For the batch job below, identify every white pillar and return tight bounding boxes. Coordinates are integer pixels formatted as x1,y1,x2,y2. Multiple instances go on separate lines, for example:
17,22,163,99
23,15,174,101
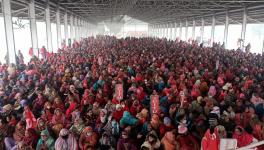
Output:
174,22,177,40
185,20,188,41
241,7,247,49
211,14,216,46
166,24,169,39
45,1,52,52
80,19,83,38
160,25,163,38
56,9,61,49
192,20,195,40
29,0,38,56
75,17,79,41
156,25,160,38
158,25,160,38
2,0,16,64
201,17,205,43
64,10,68,46
169,23,173,40
179,21,182,40
224,10,229,47
70,14,74,41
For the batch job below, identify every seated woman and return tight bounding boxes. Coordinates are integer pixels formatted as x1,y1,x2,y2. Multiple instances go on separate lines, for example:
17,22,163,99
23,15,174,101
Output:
4,126,15,150
70,118,85,138
55,128,78,150
161,130,179,150
79,126,97,150
13,121,26,143
141,130,161,150
51,108,67,137
36,129,55,150
232,126,257,148
36,118,47,134
23,128,39,149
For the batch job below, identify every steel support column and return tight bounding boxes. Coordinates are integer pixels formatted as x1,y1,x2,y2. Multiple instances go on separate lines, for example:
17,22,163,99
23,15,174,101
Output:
159,25,162,38
170,23,173,40
241,7,247,50
224,10,229,48
158,25,161,38
192,20,195,40
2,0,16,64
56,9,61,49
157,25,160,38
166,24,169,39
45,1,52,52
29,0,38,56
70,14,74,40
211,14,216,46
80,20,83,38
161,25,163,38
153,25,155,37
64,10,68,46
174,22,177,40
179,21,182,40
156,25,158,37
201,17,205,43
75,17,79,41
185,20,188,41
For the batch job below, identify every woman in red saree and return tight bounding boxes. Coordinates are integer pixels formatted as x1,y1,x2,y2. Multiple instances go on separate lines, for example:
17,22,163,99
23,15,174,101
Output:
51,108,67,137
23,106,37,129
232,126,255,148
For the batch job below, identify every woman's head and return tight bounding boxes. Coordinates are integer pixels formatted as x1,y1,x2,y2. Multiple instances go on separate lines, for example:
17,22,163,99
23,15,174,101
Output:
54,108,62,116
25,128,36,138
40,130,49,141
235,126,244,136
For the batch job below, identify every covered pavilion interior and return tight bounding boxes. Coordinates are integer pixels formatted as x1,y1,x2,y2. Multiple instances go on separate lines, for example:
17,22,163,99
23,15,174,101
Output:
1,0,264,63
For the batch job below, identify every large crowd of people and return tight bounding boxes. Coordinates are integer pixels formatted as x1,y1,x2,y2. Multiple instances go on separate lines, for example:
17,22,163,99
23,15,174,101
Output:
0,36,264,150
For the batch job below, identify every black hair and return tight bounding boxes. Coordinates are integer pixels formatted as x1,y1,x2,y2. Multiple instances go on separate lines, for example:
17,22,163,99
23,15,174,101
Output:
210,125,215,134
61,134,69,140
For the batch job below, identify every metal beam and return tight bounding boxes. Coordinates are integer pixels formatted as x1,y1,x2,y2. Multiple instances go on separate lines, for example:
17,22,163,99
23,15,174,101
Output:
224,10,229,48
2,0,16,64
29,0,38,56
45,1,52,52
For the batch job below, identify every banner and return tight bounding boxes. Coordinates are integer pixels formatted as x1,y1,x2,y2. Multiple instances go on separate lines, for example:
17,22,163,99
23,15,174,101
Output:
115,84,123,101
220,139,237,150
150,95,160,114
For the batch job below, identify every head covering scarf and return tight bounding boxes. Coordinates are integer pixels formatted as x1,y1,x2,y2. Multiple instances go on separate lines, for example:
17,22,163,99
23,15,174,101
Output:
36,129,55,150
208,86,216,97
119,111,138,127
55,128,78,150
